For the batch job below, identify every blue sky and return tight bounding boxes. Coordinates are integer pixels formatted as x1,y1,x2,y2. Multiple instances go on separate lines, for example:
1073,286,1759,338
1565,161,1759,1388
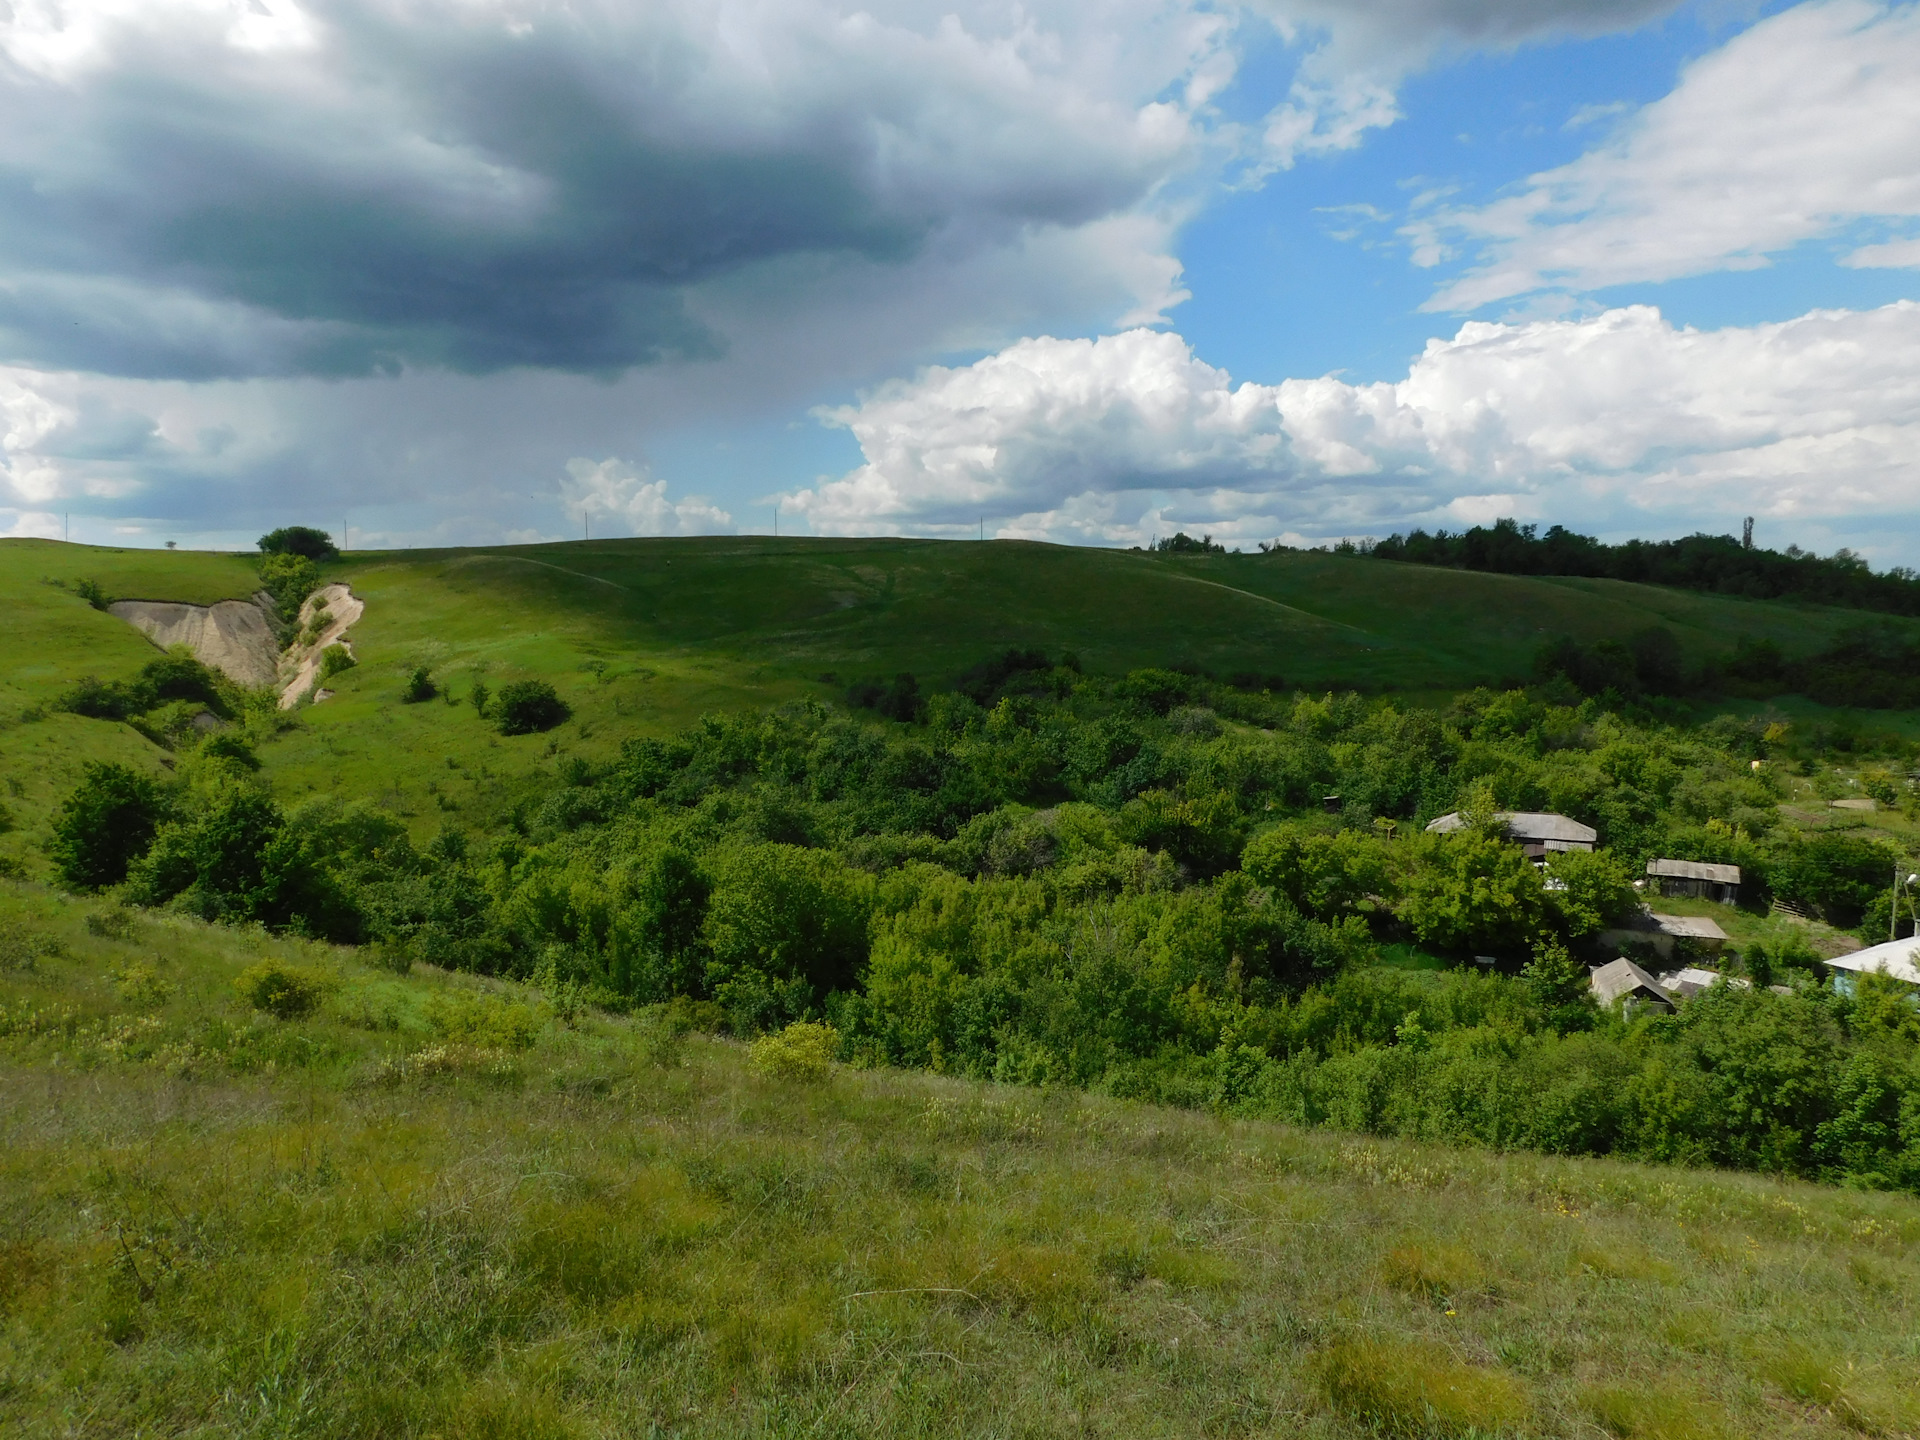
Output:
3,0,1918,562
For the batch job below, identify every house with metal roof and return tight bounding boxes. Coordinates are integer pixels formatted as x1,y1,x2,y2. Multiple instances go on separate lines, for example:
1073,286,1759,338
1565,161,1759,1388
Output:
1823,937,1920,995
1589,958,1675,1012
1424,810,1597,858
1646,858,1741,905
1656,966,1750,1000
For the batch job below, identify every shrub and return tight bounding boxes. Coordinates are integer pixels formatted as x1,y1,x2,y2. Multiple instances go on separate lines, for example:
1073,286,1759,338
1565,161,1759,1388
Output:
470,680,490,716
234,959,328,1019
401,666,436,703
318,645,356,681
493,680,570,735
73,577,111,611
257,526,339,560
46,762,165,890
749,1021,839,1082
198,733,260,771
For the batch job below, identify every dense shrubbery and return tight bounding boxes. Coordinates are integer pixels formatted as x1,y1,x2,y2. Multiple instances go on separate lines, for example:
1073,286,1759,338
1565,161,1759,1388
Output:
48,655,1920,1190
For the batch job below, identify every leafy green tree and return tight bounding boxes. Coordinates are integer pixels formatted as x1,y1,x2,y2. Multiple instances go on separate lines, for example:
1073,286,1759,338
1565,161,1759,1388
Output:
1521,936,1596,1034
1242,826,1389,921
703,843,874,1029
257,526,338,560
493,680,570,735
46,762,165,890
1543,849,1637,939
257,551,322,621
1399,827,1547,958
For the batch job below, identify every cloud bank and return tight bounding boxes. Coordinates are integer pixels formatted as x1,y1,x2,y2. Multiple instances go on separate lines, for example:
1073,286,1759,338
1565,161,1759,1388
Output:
1414,0,1920,310
790,301,1920,551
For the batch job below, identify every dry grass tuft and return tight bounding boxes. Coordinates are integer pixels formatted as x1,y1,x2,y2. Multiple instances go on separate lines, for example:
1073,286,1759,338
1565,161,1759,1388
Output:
1582,1383,1730,1440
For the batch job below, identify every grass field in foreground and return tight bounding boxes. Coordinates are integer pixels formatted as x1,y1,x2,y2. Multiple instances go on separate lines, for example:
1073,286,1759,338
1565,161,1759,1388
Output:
7,534,1918,858
2,879,1917,1439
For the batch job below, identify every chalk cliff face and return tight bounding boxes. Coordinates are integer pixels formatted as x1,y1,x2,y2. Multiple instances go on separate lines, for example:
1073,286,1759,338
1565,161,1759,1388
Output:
276,584,364,709
107,594,280,688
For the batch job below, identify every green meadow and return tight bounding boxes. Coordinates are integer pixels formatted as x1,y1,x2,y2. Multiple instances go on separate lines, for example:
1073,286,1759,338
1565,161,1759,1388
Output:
2,884,1917,1439
5,534,1914,855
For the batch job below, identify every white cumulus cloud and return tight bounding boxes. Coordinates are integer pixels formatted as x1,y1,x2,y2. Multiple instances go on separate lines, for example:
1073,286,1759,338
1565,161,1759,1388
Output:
788,302,1920,556
1412,0,1920,311
561,457,732,538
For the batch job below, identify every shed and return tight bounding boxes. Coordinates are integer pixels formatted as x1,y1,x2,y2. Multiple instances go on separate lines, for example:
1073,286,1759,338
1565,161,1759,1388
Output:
1424,810,1598,858
1823,938,1920,995
1646,858,1741,905
1589,958,1675,1012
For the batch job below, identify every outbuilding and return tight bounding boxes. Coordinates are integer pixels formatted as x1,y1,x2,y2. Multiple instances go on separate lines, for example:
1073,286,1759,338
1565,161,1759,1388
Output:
1823,938,1920,996
1646,858,1741,905
1597,911,1729,961
1424,810,1598,859
1589,958,1675,1012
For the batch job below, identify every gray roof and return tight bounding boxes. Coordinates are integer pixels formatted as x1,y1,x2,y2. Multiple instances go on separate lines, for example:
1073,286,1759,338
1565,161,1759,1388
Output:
1825,938,1920,986
1647,858,1741,884
1648,914,1729,942
1425,811,1598,844
1590,957,1675,1008
1656,967,1749,999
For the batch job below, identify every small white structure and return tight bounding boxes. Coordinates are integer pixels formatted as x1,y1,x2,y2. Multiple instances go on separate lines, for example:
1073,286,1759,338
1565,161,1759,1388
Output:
1590,958,1674,1012
1425,811,1597,858
1656,967,1749,1001
1823,938,1920,995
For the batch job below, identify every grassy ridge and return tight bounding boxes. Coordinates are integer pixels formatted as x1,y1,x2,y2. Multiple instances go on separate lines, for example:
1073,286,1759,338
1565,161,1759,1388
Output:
2,880,1918,1438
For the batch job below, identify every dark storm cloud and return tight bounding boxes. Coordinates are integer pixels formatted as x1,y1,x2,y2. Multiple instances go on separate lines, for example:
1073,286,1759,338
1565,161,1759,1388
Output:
0,0,1196,379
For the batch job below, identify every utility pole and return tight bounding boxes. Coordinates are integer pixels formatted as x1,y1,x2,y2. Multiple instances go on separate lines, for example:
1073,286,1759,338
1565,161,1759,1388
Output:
774,504,779,537
1742,516,1754,550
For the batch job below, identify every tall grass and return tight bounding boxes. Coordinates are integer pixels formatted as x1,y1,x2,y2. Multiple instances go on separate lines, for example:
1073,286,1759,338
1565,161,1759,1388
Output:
0,877,1916,1437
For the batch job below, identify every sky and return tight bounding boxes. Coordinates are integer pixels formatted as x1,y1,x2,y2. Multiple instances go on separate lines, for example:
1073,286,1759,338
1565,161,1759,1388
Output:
3,0,1919,563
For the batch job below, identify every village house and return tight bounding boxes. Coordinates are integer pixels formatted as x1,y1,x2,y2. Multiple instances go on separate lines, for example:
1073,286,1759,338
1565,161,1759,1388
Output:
1424,810,1598,859
1823,937,1920,996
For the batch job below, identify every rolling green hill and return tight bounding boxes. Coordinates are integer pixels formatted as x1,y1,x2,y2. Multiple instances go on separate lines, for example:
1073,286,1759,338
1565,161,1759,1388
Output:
1,884,1915,1438
3,533,1915,861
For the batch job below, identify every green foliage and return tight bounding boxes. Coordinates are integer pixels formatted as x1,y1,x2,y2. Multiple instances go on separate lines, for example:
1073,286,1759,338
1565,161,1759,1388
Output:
400,664,436,702
1400,826,1547,958
256,551,321,621
257,525,339,560
749,1020,839,1082
234,958,329,1018
493,679,570,735
318,644,356,681
703,844,874,1030
45,761,164,890
73,576,111,611
58,649,228,727
1523,936,1597,1034
1543,848,1638,938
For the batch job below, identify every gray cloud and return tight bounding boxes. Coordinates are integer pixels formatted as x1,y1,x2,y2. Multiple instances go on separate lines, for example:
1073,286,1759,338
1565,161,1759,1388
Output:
0,0,1213,378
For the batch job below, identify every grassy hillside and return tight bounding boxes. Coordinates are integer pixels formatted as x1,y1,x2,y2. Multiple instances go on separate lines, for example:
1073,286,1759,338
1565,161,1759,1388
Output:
6,534,1915,855
2,878,1917,1439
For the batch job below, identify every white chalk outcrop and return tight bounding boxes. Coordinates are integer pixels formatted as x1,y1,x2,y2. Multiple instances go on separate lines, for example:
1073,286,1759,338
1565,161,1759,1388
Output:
277,584,364,709
108,594,281,688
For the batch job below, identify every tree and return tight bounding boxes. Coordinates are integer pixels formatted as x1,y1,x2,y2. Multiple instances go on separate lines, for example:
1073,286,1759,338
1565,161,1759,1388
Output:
1521,936,1596,1034
703,843,874,1029
257,526,339,560
493,680,571,735
46,762,165,890
1400,827,1548,958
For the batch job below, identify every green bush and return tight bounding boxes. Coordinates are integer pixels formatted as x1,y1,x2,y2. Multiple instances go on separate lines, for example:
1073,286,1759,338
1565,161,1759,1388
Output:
234,959,329,1019
401,666,436,703
493,680,570,735
318,645,357,681
749,1021,839,1082
46,762,165,890
73,577,111,611
258,552,322,622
